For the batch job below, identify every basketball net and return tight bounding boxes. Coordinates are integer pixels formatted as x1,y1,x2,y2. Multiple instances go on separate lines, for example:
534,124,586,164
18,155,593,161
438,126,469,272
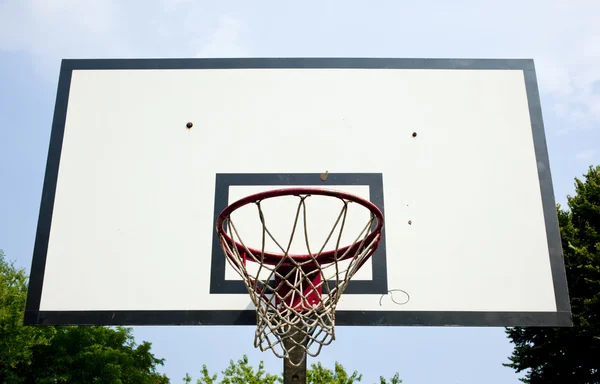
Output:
217,189,383,366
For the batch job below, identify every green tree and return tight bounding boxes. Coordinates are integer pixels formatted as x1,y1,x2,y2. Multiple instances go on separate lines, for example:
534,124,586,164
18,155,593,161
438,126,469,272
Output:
379,373,402,384
26,326,169,384
307,361,362,383
0,249,54,383
184,355,279,384
504,165,600,383
0,249,169,384
185,355,401,383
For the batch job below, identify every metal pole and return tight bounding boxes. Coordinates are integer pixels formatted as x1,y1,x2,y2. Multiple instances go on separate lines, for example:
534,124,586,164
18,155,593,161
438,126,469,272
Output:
283,327,307,383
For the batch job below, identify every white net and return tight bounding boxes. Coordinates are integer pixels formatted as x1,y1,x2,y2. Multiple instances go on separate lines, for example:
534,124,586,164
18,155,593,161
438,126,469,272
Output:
217,190,383,366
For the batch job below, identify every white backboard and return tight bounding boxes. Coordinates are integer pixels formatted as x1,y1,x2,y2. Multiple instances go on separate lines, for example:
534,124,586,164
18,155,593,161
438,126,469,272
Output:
25,58,571,327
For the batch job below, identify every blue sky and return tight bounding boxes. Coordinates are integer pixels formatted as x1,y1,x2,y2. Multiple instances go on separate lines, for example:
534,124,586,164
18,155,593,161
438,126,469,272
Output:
1,1,599,383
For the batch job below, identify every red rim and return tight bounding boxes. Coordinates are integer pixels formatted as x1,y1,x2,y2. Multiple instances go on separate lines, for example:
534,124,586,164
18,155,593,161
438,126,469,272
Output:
216,188,384,265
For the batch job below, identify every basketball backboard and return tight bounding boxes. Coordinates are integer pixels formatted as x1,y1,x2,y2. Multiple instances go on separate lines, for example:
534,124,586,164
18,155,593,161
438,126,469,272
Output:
25,58,571,328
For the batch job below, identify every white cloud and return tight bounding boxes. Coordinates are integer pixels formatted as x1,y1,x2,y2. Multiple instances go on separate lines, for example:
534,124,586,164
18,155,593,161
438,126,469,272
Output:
0,0,131,76
195,15,249,58
575,149,596,161
161,0,193,9
523,4,600,130
0,1,249,77
0,1,124,53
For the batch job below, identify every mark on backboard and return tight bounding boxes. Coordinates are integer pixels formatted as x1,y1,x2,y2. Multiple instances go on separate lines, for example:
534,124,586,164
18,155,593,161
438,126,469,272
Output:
379,289,410,306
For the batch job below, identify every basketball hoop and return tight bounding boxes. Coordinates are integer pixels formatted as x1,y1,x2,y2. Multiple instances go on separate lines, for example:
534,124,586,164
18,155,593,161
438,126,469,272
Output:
216,188,384,366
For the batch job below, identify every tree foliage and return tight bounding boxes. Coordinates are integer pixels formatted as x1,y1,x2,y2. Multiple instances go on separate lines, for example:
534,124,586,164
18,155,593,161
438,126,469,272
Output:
0,249,54,383
379,373,402,384
26,326,169,384
306,361,362,383
184,355,280,384
0,249,169,384
504,165,600,383
185,355,402,384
